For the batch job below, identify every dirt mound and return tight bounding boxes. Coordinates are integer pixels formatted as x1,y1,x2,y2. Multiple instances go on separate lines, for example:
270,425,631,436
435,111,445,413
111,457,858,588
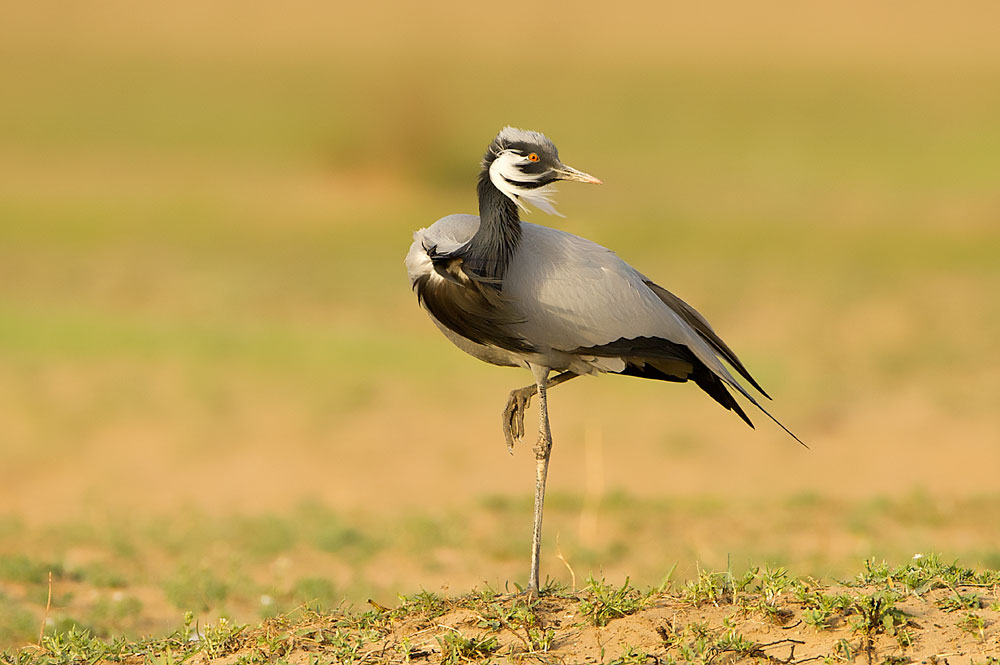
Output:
114,560,998,665
7,558,999,664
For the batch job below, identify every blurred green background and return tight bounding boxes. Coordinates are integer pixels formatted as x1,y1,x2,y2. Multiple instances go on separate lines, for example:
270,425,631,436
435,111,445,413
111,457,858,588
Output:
1,0,999,649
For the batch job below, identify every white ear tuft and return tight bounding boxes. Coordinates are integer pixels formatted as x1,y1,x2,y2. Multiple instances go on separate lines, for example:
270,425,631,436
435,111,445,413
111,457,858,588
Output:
488,151,563,216
520,186,564,217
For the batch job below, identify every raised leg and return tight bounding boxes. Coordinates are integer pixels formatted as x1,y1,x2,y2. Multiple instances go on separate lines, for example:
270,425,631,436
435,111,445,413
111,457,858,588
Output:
502,371,577,454
527,363,554,599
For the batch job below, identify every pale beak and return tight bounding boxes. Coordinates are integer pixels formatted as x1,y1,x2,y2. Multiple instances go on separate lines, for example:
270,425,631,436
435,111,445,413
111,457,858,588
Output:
554,164,603,184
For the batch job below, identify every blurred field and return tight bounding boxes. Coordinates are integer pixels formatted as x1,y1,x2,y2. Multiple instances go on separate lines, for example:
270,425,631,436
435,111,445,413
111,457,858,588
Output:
1,0,1000,651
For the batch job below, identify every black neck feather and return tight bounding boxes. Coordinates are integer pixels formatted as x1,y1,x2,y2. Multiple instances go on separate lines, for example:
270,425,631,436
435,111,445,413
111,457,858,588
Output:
464,169,522,284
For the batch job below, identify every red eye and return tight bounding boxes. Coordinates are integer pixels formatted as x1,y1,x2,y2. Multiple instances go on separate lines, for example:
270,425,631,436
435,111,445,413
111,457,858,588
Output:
528,153,539,162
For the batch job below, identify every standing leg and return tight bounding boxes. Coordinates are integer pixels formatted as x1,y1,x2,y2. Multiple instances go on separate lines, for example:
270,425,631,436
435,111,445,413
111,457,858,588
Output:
527,363,554,598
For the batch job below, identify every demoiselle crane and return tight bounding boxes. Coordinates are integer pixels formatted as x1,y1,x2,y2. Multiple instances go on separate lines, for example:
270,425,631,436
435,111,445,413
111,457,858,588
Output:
405,127,803,598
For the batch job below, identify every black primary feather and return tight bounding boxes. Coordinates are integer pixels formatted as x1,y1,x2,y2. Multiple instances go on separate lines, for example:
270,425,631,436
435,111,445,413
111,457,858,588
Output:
574,335,754,428
644,280,771,398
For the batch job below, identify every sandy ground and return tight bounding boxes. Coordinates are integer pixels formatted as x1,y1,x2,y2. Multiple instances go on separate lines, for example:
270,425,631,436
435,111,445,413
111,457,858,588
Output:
165,583,1000,665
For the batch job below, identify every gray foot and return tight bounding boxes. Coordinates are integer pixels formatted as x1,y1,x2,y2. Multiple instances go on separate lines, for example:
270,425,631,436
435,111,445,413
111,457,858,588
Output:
501,385,536,455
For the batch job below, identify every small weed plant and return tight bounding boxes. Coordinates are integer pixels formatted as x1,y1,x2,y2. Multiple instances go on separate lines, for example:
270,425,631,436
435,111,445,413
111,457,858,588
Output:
578,575,646,627
682,568,738,606
956,612,985,639
938,590,984,612
609,644,651,665
436,631,498,664
794,583,852,630
659,621,762,664
849,590,911,659
858,554,1000,593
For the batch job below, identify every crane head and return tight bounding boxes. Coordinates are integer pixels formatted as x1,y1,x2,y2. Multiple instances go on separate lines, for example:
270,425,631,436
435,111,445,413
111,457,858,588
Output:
481,127,601,216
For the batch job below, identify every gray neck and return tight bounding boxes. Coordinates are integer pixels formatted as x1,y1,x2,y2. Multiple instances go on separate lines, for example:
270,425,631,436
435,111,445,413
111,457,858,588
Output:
464,170,522,284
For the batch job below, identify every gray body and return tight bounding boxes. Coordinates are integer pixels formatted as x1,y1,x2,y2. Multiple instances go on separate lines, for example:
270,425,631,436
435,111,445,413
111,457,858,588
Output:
408,213,653,375
406,212,706,372
406,213,793,432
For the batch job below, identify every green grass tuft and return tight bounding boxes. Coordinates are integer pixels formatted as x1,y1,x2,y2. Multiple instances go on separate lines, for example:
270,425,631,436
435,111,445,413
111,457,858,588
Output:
578,575,647,627
436,631,498,664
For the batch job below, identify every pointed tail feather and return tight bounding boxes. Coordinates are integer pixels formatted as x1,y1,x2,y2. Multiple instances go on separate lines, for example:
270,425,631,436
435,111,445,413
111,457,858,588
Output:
724,378,808,448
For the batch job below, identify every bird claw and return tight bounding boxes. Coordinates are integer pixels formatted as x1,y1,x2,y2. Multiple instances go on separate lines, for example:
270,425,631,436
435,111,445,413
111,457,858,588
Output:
502,386,535,455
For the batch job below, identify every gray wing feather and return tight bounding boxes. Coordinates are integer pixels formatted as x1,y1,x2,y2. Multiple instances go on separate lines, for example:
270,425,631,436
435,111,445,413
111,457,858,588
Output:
504,223,725,372
642,280,770,398
504,224,805,446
